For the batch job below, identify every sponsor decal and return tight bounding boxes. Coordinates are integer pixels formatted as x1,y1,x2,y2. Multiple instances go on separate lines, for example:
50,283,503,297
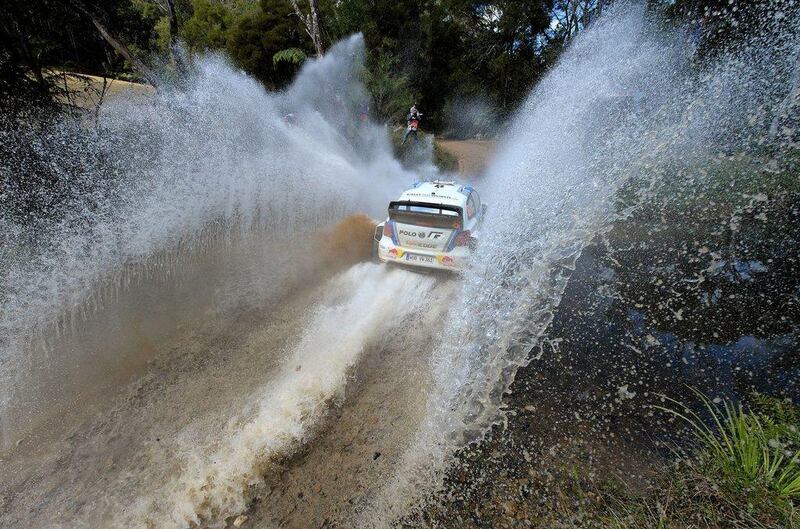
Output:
387,247,405,259
399,229,444,239
437,255,456,267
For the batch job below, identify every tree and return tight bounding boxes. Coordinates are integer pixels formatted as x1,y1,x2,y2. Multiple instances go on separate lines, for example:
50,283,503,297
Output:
0,0,572,132
226,0,310,88
0,0,67,109
0,0,162,113
550,0,610,43
180,0,235,52
362,52,415,123
288,0,325,57
149,0,186,72
71,0,160,87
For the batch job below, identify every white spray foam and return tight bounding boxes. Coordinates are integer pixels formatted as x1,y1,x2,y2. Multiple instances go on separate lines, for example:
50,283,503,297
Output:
117,264,436,528
356,4,798,523
0,35,416,449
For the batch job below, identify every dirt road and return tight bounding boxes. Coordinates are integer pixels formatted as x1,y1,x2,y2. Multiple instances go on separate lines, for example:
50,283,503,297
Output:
0,264,456,529
437,140,496,176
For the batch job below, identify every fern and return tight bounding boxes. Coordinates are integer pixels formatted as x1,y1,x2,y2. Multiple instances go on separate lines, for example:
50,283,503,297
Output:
273,48,307,67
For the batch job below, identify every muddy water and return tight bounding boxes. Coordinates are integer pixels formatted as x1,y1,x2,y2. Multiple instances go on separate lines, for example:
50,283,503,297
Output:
415,189,800,528
247,277,456,529
0,267,321,528
0,264,455,528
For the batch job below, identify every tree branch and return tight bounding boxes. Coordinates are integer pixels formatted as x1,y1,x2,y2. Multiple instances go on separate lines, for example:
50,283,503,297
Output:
71,0,159,88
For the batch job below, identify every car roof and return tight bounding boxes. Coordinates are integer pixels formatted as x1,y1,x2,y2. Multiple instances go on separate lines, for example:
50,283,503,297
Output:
397,181,473,207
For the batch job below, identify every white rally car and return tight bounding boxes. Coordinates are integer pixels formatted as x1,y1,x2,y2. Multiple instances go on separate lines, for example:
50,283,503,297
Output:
373,180,486,272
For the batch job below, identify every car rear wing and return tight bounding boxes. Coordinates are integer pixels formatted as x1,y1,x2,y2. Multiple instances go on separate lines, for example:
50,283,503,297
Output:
388,201,463,230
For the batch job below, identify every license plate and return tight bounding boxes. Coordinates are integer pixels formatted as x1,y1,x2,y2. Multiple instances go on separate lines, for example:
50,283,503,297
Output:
405,253,434,264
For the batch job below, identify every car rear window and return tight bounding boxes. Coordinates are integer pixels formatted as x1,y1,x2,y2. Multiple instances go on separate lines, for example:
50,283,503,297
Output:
389,201,463,229
394,204,459,216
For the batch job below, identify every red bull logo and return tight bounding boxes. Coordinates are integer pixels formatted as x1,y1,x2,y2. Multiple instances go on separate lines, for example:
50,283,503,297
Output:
437,255,455,267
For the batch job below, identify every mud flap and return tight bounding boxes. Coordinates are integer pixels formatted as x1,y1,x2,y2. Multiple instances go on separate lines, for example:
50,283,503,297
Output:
372,224,384,262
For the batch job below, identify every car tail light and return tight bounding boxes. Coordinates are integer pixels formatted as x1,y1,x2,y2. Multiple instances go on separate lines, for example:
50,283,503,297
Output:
383,221,394,240
454,230,473,247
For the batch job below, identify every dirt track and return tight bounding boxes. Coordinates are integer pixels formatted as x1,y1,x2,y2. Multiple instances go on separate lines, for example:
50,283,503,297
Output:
437,140,496,176
0,141,489,529
0,278,323,528
246,275,456,529
0,264,456,529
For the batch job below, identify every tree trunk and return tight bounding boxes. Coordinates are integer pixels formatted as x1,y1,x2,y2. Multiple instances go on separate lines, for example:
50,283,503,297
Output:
308,0,323,57
165,0,186,74
4,15,47,93
289,0,325,57
72,1,159,87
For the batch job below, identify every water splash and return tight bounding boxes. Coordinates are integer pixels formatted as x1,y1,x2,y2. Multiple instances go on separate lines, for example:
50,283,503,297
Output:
0,35,412,450
364,4,800,523
122,264,437,529
1,4,798,528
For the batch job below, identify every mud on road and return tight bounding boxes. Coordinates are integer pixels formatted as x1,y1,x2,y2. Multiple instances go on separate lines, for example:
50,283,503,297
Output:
0,262,457,529
246,276,457,529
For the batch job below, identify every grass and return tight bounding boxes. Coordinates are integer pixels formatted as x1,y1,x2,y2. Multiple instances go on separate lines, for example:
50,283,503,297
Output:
433,140,459,172
590,391,800,529
616,148,800,218
525,392,800,528
658,389,800,501
389,127,459,173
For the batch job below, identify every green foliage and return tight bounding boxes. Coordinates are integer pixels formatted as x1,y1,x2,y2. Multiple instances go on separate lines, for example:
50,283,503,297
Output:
324,0,369,39
362,53,415,123
176,0,309,88
659,390,800,500
317,0,555,130
552,392,800,528
0,0,571,125
225,0,309,89
153,16,173,53
180,0,234,51
272,48,307,67
9,0,781,131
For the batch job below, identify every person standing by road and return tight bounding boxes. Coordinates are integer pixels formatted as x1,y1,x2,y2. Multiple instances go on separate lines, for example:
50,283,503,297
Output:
402,105,422,145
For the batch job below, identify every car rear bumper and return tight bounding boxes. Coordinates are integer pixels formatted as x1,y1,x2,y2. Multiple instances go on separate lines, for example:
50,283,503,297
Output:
377,241,469,272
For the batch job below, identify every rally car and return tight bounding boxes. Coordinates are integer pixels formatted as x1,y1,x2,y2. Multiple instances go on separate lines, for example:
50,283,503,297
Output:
373,180,486,272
